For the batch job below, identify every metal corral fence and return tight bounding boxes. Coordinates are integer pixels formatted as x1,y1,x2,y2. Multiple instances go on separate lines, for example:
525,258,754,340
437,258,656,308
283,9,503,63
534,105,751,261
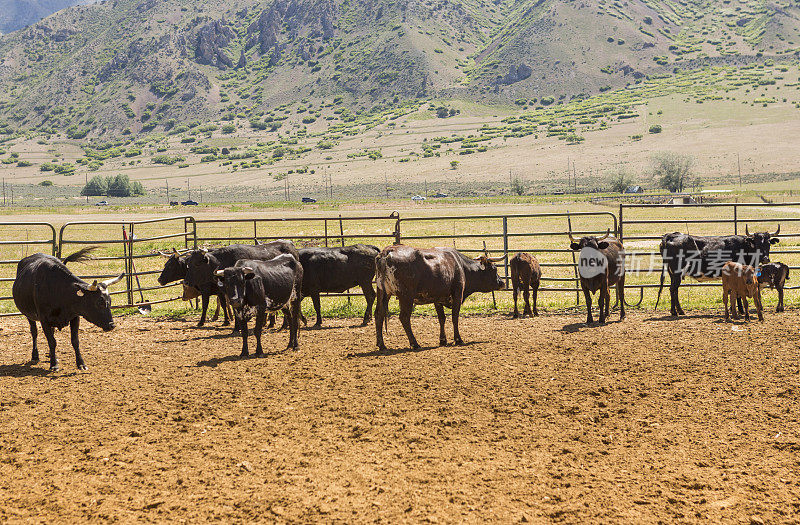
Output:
619,202,800,297
0,203,798,315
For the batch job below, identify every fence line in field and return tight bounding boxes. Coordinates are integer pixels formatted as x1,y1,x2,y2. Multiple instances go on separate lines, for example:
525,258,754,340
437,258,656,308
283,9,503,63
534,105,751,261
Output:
0,203,798,316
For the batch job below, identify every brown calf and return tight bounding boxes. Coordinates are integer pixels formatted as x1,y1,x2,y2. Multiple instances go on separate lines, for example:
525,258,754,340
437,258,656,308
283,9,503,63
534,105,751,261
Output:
510,252,541,318
721,261,763,322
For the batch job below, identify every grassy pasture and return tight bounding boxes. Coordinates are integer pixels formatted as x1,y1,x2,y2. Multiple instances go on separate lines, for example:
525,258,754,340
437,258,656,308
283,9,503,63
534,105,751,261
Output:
0,201,797,321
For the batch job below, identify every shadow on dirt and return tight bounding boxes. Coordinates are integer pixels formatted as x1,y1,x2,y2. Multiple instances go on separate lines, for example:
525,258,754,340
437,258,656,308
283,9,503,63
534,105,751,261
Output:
0,363,53,377
346,340,485,358
196,349,289,367
643,313,719,322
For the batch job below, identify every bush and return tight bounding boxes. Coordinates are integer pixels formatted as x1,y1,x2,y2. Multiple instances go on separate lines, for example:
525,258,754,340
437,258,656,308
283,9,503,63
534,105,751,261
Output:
81,175,109,196
39,180,53,186
82,174,146,197
511,177,526,196
609,171,633,193
649,124,662,134
221,124,236,134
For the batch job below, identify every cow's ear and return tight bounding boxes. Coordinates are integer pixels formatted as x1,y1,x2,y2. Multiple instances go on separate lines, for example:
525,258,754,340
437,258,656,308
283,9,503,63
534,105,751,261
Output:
597,242,609,250
570,242,580,251
203,254,212,264
770,237,780,244
74,284,84,297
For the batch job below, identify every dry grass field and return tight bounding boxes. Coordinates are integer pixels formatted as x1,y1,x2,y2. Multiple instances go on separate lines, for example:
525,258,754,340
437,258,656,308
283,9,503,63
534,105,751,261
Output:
0,310,798,523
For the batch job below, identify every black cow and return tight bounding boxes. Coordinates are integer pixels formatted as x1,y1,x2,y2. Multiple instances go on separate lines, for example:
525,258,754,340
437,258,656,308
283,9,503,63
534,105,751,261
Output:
214,255,303,356
12,248,124,371
374,245,504,351
569,230,626,324
757,262,790,312
299,244,380,326
157,248,229,322
183,241,298,327
656,225,780,316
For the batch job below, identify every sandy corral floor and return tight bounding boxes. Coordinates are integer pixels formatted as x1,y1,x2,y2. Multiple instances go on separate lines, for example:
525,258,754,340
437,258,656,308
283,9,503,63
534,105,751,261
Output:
0,309,798,523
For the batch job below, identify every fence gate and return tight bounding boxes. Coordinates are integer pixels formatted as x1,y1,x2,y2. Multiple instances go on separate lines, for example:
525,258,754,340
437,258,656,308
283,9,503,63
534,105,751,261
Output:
58,217,196,310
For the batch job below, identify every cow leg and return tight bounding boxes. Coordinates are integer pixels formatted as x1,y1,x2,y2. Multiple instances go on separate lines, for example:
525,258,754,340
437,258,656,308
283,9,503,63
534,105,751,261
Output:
742,296,750,322
435,303,447,346
375,287,389,351
211,299,220,322
288,296,301,350
523,281,533,318
598,284,607,324
267,313,275,329
730,292,740,320
69,317,88,370
777,286,784,313
361,283,376,326
28,319,39,364
736,296,745,316
512,282,520,319
532,281,539,316
219,294,230,326
723,288,730,321
240,315,249,357
398,295,420,350
617,275,626,321
197,294,210,327
312,293,323,327
754,290,764,322
254,307,266,356
669,274,684,316
583,289,594,324
452,299,464,346
41,322,58,371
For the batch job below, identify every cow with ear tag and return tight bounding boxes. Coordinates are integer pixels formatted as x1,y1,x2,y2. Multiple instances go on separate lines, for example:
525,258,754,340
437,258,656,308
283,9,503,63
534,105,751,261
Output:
214,255,303,357
569,229,626,325
12,247,125,371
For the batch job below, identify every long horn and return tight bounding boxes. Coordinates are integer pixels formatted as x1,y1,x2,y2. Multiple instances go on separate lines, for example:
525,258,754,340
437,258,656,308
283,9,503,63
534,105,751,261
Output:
745,224,750,236
774,224,780,237
158,251,171,259
598,229,610,241
214,269,225,277
485,255,505,263
172,247,179,255
241,266,255,276
568,232,576,243
88,280,99,291
101,274,125,288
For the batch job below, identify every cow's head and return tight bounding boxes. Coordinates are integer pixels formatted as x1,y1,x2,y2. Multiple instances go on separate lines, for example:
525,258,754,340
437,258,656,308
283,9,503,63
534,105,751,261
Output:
473,255,505,291
745,224,780,264
214,266,259,309
157,248,186,286
569,230,611,251
184,248,220,288
74,274,125,331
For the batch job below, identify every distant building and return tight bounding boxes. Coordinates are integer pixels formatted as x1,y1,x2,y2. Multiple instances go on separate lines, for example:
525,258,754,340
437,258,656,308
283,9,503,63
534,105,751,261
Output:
623,185,643,194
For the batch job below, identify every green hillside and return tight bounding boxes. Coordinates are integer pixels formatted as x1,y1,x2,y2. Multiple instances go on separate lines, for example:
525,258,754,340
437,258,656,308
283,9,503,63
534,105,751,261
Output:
0,0,799,138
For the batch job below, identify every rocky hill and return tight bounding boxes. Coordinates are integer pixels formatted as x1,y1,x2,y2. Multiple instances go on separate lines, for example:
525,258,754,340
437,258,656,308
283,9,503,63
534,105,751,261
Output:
0,0,798,137
0,0,90,34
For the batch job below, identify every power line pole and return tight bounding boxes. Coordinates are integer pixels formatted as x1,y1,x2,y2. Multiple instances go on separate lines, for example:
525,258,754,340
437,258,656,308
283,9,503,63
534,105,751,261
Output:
737,152,742,186
166,179,169,205
2,178,5,207
573,161,577,193
85,173,88,204
187,178,191,201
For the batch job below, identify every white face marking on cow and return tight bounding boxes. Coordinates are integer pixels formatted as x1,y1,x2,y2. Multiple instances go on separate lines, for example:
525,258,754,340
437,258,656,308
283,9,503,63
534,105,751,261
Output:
578,247,607,279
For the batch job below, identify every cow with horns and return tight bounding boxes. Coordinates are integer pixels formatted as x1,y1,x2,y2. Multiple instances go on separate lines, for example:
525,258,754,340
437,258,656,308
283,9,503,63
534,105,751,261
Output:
656,225,780,316
374,245,505,351
569,230,626,324
12,248,125,371
157,248,229,323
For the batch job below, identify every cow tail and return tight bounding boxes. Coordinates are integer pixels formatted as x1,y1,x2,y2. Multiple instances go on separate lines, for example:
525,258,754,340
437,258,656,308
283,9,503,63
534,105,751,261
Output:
61,246,98,264
375,253,389,334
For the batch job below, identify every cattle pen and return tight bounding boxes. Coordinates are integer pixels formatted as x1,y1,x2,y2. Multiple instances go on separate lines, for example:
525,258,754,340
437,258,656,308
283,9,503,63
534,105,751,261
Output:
0,201,797,317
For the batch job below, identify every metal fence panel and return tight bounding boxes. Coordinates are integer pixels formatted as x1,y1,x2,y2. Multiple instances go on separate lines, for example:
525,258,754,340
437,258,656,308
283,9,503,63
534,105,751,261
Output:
0,223,58,316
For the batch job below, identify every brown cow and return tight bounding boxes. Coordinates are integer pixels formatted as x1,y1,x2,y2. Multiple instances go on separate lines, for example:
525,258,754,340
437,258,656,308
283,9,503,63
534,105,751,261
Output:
510,252,541,318
757,262,789,312
722,261,763,322
569,230,626,325
374,245,504,351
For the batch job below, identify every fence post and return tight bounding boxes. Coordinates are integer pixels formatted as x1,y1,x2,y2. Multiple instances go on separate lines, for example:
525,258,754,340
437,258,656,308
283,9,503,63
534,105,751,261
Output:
567,213,580,306
502,216,509,288
338,215,345,247
393,212,401,244
253,220,258,243
618,203,624,241
324,219,329,247
733,205,738,235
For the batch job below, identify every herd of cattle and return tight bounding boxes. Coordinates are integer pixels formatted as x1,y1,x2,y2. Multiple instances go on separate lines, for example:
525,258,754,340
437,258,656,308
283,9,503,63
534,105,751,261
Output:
10,225,790,371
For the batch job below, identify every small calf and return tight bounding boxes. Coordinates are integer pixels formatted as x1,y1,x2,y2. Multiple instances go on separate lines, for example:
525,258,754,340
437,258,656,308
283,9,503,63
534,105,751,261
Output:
757,262,790,312
510,252,541,318
721,261,763,322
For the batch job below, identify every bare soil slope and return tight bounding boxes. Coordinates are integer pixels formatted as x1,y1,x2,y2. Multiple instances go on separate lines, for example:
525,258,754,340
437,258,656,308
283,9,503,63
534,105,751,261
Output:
0,310,798,522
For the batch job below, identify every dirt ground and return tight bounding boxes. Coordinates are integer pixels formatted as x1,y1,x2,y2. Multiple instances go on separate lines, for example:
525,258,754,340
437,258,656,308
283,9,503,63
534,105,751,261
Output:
0,309,799,523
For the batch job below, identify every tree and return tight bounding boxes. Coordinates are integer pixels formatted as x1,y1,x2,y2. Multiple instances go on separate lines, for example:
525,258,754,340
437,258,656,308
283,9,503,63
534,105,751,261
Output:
450,160,459,170
651,152,693,193
81,175,109,196
108,174,132,197
511,176,526,196
609,170,633,193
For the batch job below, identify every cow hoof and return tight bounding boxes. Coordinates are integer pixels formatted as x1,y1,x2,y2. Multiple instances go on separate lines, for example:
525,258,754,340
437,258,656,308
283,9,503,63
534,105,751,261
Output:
29,359,39,365
240,352,249,358
777,307,784,313
222,321,230,327
77,364,88,371
49,365,59,372
454,339,464,346
255,352,265,358
512,314,519,319
439,339,448,347
377,345,388,352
